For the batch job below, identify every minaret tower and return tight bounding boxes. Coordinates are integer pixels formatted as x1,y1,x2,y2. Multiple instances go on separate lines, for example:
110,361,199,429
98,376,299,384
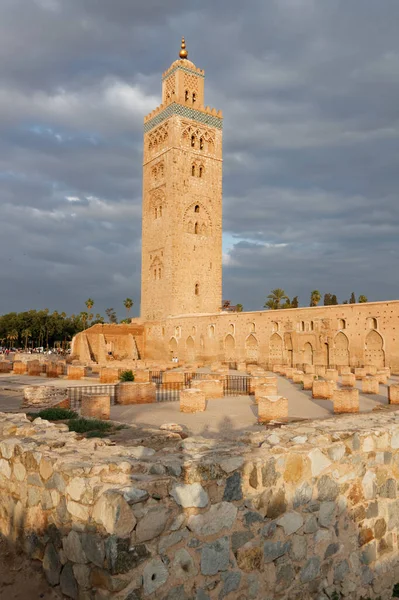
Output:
140,38,223,320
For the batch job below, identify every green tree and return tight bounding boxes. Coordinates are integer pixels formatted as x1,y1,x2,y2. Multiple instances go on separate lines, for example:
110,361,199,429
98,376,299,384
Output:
85,298,94,312
281,298,291,309
123,298,134,319
264,299,278,310
323,293,332,306
331,294,338,305
21,328,31,349
291,296,299,308
105,308,118,324
93,313,104,324
236,303,243,312
310,290,321,307
7,329,18,348
79,312,89,330
265,289,288,310
349,292,356,304
358,295,368,303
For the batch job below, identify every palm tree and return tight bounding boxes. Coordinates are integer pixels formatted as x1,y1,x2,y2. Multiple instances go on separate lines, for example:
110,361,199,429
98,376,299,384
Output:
7,329,18,349
123,298,134,319
21,328,31,349
310,290,321,307
80,312,89,330
85,298,94,312
264,299,278,310
265,289,288,310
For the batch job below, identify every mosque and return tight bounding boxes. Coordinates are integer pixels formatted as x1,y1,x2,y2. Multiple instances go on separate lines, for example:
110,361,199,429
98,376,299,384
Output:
72,40,399,373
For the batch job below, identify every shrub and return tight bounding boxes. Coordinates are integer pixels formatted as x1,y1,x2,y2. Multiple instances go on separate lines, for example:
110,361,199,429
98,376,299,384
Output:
67,418,113,434
29,408,78,421
119,370,135,382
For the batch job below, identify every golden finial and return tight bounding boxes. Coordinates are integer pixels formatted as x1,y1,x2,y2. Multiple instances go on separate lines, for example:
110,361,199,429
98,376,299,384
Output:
179,37,188,59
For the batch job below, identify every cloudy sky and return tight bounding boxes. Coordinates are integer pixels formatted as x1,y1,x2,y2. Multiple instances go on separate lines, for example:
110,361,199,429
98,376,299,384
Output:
1,0,399,318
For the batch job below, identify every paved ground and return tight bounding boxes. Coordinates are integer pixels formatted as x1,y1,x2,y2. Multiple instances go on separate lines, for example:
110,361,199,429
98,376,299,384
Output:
1,372,398,437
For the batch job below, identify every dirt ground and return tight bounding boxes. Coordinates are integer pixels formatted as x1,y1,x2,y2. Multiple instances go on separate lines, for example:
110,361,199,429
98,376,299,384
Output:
0,536,61,600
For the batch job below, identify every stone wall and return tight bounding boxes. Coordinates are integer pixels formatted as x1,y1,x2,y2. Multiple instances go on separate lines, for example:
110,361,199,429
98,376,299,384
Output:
142,300,399,373
1,411,399,599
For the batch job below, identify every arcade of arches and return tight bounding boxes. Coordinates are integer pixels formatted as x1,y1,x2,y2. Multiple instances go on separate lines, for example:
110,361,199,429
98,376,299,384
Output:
141,301,399,372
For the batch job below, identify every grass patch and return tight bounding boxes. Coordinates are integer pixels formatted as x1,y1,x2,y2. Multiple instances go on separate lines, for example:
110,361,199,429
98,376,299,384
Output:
85,430,110,438
67,418,113,434
29,407,78,421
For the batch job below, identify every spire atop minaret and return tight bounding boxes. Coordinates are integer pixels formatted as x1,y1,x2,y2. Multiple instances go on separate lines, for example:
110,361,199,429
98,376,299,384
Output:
179,37,188,59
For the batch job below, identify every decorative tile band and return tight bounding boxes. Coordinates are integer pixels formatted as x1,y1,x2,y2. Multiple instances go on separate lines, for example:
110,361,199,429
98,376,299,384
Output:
162,65,205,81
144,103,223,133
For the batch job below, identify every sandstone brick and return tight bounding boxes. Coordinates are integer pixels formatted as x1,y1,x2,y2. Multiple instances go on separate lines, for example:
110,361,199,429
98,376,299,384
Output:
302,373,315,390
362,377,379,394
304,364,315,374
194,379,223,400
341,373,356,387
13,361,27,375
325,369,339,382
99,367,119,384
180,388,206,413
132,370,151,383
163,371,185,384
355,368,367,380
334,388,359,413
312,380,335,399
388,384,399,405
67,366,86,381
254,381,278,403
258,395,288,423
116,382,156,405
376,371,388,384
292,371,304,384
81,395,110,420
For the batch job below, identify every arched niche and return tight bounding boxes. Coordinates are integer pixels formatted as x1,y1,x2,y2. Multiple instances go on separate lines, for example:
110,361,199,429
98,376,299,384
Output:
303,342,314,366
245,334,258,363
269,333,283,365
169,336,178,359
334,332,350,366
186,336,195,360
365,330,385,368
224,334,236,361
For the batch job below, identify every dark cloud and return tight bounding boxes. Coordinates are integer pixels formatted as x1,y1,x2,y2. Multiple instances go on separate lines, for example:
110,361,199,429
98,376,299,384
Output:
0,0,398,318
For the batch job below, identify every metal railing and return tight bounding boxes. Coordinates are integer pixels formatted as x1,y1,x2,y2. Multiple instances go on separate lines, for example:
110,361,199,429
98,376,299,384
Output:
223,375,251,396
156,382,184,402
67,385,117,410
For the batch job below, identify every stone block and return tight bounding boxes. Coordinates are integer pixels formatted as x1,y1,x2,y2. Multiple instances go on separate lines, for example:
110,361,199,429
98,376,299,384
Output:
81,395,110,420
388,384,399,405
376,371,388,385
362,377,379,394
210,362,221,372
341,373,356,387
325,369,339,382
355,368,367,380
99,368,120,384
304,364,315,374
381,366,391,377
254,382,278,403
180,388,206,413
27,360,42,376
46,364,59,378
333,388,359,414
132,370,151,383
13,361,27,375
194,379,224,400
0,361,12,373
23,386,69,408
292,371,304,384
285,368,294,380
250,375,276,394
272,364,283,373
315,366,326,377
56,362,66,376
67,366,86,381
116,382,156,405
312,380,335,399
365,365,378,375
237,362,247,372
163,371,185,384
258,395,288,423
302,373,315,390
338,366,351,375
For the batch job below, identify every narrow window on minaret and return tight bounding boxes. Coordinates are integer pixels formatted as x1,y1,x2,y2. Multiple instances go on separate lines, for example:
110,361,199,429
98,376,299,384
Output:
155,207,158,219
194,205,199,213
159,268,161,279
191,135,195,148
195,283,199,296
199,166,203,178
191,165,195,176
185,90,189,101
159,205,162,217
154,269,157,280
194,222,198,234
199,137,204,150
192,92,196,104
